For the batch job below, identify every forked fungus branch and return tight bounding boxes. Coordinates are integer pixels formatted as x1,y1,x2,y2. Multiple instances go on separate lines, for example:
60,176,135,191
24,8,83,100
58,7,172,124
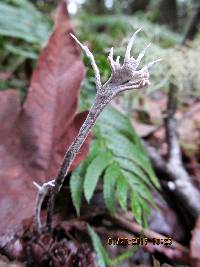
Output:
33,29,161,232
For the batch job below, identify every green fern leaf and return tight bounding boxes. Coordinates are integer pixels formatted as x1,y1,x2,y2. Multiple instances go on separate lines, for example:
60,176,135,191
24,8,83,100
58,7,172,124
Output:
103,164,119,214
116,175,128,211
98,106,134,136
87,225,108,267
114,156,153,188
130,191,143,225
97,107,159,189
109,247,138,266
140,200,151,228
72,106,160,225
81,139,105,175
100,130,148,172
122,170,155,206
0,1,50,45
70,165,83,216
88,224,137,267
84,151,112,202
70,139,104,214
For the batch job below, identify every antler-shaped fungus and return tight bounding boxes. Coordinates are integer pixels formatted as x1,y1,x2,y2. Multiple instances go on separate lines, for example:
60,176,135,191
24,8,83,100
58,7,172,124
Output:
34,29,161,232
71,28,161,94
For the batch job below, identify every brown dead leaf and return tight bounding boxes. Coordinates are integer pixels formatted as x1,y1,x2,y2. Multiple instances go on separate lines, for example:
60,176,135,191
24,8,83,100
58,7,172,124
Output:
129,93,167,138
0,1,90,247
132,121,158,137
138,93,167,125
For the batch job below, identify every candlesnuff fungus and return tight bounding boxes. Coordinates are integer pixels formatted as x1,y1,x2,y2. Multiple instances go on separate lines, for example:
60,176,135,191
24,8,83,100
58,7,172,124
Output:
34,29,161,231
71,28,161,93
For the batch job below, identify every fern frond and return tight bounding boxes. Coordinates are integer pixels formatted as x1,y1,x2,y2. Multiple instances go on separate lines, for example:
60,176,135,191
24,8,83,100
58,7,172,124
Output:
70,165,83,216
116,175,128,211
84,151,112,202
103,164,119,214
70,107,160,225
87,225,138,267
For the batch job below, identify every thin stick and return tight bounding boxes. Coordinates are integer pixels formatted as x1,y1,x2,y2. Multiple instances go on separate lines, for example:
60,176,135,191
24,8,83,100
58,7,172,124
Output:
106,214,189,254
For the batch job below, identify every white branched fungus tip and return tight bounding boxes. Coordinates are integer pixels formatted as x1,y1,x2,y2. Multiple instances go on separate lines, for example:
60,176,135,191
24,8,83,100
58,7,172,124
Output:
70,29,161,95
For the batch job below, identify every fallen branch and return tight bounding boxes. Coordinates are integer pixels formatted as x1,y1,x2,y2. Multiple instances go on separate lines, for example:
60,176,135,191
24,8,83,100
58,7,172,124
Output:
144,85,200,218
144,102,200,139
144,18,200,218
182,5,200,45
166,85,200,217
106,214,190,263
145,142,200,219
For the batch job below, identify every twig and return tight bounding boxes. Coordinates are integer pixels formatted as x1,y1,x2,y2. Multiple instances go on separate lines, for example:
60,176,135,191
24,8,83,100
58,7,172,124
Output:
145,102,200,138
165,84,181,166
33,29,161,232
166,85,200,217
144,18,200,219
165,84,200,217
144,140,200,218
182,5,200,45
106,214,190,260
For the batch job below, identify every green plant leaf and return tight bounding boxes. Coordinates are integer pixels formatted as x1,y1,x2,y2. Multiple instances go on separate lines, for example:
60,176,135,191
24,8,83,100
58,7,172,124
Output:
88,224,138,267
98,107,159,188
70,165,83,216
5,43,38,59
0,1,50,45
84,151,112,202
103,164,119,214
70,139,103,214
87,225,108,267
91,107,159,224
98,106,134,137
130,191,143,225
114,156,153,188
101,108,158,184
122,170,155,206
71,106,159,224
109,246,138,266
116,175,128,211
